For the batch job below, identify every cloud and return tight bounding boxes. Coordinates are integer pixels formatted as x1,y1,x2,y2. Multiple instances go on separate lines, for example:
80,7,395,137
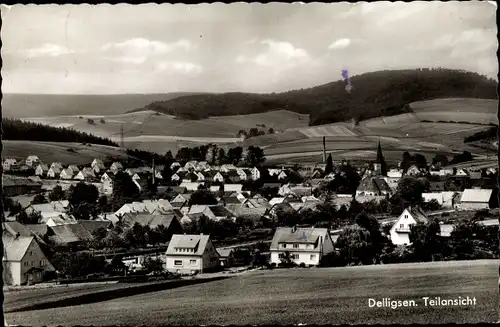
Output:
104,56,148,65
156,61,203,74
328,38,351,50
23,43,74,57
248,39,310,68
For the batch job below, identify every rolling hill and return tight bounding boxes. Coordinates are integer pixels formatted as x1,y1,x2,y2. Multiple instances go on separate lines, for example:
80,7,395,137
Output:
130,69,497,126
2,92,203,118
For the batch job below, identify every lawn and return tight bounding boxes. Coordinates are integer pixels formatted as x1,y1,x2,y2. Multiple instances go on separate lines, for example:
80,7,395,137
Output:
5,260,498,326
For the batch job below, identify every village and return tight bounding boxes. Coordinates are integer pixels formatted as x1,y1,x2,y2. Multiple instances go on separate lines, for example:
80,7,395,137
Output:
2,141,498,287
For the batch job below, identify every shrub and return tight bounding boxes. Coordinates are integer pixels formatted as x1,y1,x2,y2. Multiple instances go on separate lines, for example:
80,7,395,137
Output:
87,118,95,125
299,262,306,268
100,118,106,124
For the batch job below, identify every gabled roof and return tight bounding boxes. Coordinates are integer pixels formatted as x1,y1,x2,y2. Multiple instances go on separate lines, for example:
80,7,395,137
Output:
3,175,42,187
49,223,93,244
3,234,34,261
460,189,493,203
122,212,179,229
25,224,49,237
166,234,211,256
405,206,428,223
270,227,329,250
209,205,234,218
3,221,34,237
79,220,112,234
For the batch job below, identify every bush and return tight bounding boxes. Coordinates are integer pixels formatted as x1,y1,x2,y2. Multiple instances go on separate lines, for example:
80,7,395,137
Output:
299,262,306,268
87,118,95,125
100,118,106,124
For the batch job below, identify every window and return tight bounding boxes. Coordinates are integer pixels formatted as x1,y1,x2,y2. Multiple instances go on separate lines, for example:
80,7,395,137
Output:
190,260,197,265
292,254,299,260
278,253,284,259
310,255,316,260
400,224,404,228
282,244,286,248
29,251,33,256
174,260,182,266
404,215,408,219
293,244,299,249
40,260,45,266
31,261,34,266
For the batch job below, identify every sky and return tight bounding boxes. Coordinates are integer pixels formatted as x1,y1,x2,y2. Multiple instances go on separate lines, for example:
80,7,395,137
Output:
1,2,498,94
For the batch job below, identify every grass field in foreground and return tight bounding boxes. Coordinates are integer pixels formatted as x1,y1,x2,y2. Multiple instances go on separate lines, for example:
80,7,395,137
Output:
5,260,498,326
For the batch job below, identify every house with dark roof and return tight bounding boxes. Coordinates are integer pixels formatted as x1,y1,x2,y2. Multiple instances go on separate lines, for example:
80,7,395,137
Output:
3,175,43,196
2,222,55,285
269,226,334,267
121,213,183,238
79,220,112,235
165,234,220,274
389,206,428,245
47,223,94,246
355,176,392,197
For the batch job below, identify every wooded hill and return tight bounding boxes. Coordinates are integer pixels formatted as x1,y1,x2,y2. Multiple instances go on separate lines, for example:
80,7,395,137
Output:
2,118,118,147
129,68,497,126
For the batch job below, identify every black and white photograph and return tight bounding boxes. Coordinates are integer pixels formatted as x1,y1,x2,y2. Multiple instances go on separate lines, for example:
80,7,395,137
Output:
1,2,498,325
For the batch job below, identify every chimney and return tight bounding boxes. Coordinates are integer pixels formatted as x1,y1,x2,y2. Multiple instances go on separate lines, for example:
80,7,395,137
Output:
322,137,326,163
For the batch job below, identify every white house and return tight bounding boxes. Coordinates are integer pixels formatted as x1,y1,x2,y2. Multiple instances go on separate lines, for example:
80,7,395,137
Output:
74,168,95,181
251,167,261,181
455,169,469,177
3,158,19,171
67,165,80,174
422,191,457,209
132,173,141,181
236,169,248,181
46,167,61,179
100,172,113,183
109,162,123,174
35,164,49,177
224,184,243,193
277,171,288,180
220,164,237,173
389,207,428,245
91,159,106,174
25,155,40,167
100,179,114,195
171,173,181,182
50,162,63,170
387,169,403,178
3,222,55,286
184,161,198,170
59,168,74,180
213,172,225,183
180,181,204,191
269,226,335,267
165,234,220,274
458,189,495,211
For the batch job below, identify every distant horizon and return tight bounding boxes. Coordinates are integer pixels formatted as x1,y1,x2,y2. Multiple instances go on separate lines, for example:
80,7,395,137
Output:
2,67,497,96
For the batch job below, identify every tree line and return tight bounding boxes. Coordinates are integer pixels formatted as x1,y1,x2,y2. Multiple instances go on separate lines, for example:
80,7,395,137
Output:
2,118,118,146
128,69,497,126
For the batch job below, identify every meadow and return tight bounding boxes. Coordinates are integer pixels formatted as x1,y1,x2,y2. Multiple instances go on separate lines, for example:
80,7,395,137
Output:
5,260,497,326
2,141,130,165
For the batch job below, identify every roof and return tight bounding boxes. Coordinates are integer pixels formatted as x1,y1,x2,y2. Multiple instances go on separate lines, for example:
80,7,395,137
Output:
122,213,179,229
270,227,329,250
209,205,234,218
355,195,386,204
3,234,34,261
25,224,49,237
406,206,428,223
166,234,211,256
217,248,233,257
79,220,112,234
49,223,93,244
460,189,493,203
3,175,42,187
263,183,282,188
3,221,34,237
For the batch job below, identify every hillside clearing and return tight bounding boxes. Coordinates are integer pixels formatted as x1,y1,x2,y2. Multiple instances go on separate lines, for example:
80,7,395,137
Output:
2,141,129,165
5,260,497,325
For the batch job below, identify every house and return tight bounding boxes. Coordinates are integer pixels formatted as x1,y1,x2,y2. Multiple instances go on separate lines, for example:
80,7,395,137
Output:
100,172,113,183
330,195,353,210
235,169,249,181
210,185,221,193
171,194,192,208
35,164,49,177
180,181,204,191
74,168,96,181
121,212,183,238
389,206,428,245
165,234,220,274
47,223,94,246
46,166,61,179
3,158,19,171
171,173,182,182
269,226,335,267
79,220,112,235
59,168,74,180
50,162,63,170
188,205,234,221
217,248,235,267
387,169,403,178
355,195,387,204
405,165,425,176
3,222,55,285
25,155,40,167
3,175,43,196
91,159,106,174
422,192,458,209
277,171,288,180
355,177,392,197
224,184,243,193
220,164,237,173
251,167,261,180
24,201,70,223
109,162,124,174
184,161,198,170
458,189,497,211
196,172,206,182
224,170,241,183
267,202,295,220
383,177,400,191
132,173,141,181
67,165,80,174
100,178,114,195
212,172,225,183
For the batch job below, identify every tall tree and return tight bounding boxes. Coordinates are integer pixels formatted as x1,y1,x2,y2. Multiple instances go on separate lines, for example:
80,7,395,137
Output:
188,190,218,206
401,151,412,173
161,165,173,185
49,185,66,201
396,176,426,205
217,148,227,165
325,154,334,174
112,171,141,210
69,183,99,220
245,146,266,167
227,146,243,165
31,194,48,205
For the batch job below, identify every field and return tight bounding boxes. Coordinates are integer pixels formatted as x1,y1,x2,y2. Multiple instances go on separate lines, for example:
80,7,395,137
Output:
2,140,130,165
5,260,498,325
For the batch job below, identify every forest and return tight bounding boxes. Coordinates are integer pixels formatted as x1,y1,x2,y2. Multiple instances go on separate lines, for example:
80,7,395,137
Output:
129,68,498,126
2,118,118,146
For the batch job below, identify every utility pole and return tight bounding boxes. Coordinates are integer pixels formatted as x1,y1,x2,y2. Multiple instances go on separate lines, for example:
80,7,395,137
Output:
152,157,155,185
120,124,124,148
322,136,326,164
